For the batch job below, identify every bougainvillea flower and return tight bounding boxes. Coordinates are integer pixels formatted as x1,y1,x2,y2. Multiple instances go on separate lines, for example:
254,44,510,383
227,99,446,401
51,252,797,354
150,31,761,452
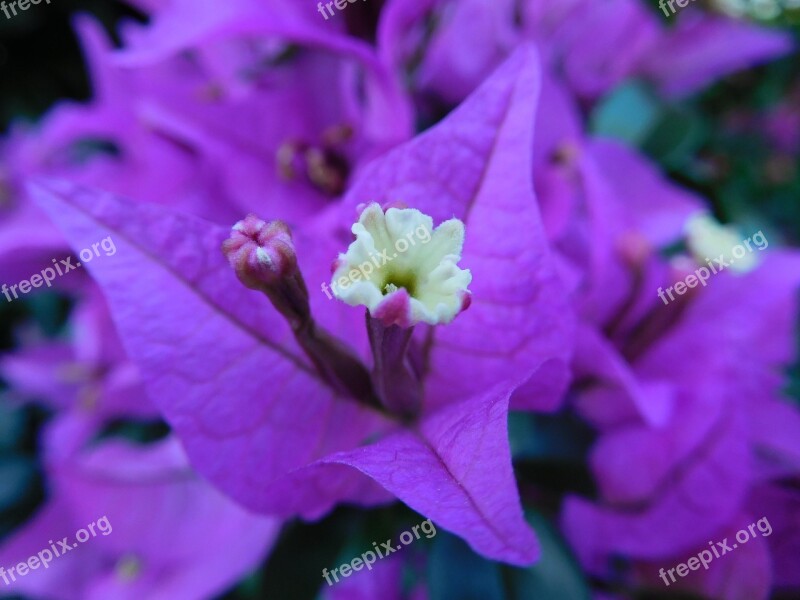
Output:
389,0,520,106
0,437,280,600
638,11,795,98
748,483,800,590
379,0,792,107
113,0,414,216
31,47,574,565
3,17,215,218
0,140,79,289
532,124,705,330
0,288,155,424
562,247,800,598
525,0,791,100
1,0,414,240
329,203,472,327
523,0,660,99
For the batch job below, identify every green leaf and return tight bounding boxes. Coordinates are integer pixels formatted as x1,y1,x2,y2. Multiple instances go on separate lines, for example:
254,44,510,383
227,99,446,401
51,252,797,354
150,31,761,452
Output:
0,454,45,540
509,412,594,462
240,513,348,600
428,532,505,600
26,292,71,337
0,401,27,450
510,412,596,499
590,80,662,146
0,456,37,511
642,107,708,170
506,511,591,600
93,418,172,445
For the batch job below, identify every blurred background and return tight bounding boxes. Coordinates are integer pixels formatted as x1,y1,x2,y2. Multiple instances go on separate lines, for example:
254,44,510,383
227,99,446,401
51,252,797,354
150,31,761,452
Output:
0,1,799,599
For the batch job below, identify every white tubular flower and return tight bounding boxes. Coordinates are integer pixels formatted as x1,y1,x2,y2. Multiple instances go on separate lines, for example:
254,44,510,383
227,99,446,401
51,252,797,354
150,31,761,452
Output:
331,203,472,327
685,213,759,273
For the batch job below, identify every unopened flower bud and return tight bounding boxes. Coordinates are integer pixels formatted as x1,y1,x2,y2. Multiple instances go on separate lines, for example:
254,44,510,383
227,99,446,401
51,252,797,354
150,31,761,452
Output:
222,214,379,409
223,215,298,290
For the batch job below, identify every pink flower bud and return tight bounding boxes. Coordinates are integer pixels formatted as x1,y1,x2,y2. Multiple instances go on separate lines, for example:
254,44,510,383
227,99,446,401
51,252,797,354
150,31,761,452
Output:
222,215,297,290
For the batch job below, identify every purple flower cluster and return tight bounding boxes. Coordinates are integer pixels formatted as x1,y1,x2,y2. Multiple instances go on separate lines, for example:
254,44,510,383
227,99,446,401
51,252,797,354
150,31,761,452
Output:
0,1,798,598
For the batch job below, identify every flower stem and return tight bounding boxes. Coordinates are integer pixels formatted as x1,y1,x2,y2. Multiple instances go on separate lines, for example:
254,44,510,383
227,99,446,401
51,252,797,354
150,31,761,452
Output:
367,313,422,419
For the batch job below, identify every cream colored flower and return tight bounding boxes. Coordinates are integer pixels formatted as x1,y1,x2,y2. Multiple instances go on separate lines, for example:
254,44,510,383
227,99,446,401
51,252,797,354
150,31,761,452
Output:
331,203,472,326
